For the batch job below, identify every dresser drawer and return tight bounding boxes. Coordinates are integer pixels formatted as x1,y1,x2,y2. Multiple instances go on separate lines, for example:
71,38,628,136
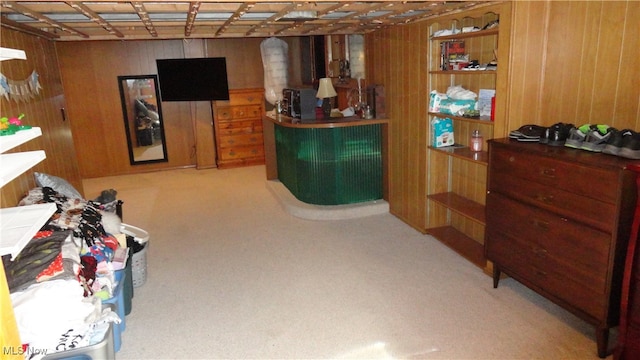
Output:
486,228,607,320
228,90,263,105
215,106,233,120
218,133,264,148
489,170,616,233
215,105,262,120
489,146,619,204
486,193,610,294
217,145,264,161
217,120,263,136
231,105,262,119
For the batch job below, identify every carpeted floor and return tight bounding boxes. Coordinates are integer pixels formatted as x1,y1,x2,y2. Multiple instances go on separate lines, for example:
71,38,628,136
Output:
83,165,612,359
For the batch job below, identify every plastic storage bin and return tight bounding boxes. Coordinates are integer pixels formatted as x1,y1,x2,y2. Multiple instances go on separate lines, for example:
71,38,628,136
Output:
41,321,115,360
132,242,148,287
102,270,125,352
120,223,149,287
123,250,133,315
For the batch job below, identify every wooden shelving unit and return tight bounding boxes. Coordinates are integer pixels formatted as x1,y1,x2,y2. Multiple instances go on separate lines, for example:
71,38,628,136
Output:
426,11,504,269
428,145,489,164
428,192,486,225
428,112,493,124
426,226,486,268
429,70,497,75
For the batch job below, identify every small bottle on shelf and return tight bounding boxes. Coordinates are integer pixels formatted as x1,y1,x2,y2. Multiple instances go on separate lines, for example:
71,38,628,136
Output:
470,129,483,152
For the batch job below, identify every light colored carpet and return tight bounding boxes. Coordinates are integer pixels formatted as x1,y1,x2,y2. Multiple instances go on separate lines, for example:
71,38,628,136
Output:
83,165,613,360
266,179,389,221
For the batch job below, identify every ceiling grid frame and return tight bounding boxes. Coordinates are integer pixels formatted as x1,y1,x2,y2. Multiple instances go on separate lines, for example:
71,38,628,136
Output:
0,1,493,41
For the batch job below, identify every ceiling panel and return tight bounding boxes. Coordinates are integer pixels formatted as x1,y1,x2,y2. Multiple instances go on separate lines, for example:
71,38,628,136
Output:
0,1,492,41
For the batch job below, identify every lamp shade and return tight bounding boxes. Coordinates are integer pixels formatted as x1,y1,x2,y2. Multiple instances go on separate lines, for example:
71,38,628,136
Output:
316,78,337,98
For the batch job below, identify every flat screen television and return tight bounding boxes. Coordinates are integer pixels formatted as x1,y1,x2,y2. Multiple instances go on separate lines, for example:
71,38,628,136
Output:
156,57,230,101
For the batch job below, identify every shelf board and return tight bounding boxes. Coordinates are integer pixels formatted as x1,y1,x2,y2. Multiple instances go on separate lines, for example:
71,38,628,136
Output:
429,145,488,164
431,28,499,41
429,112,494,124
0,151,46,187
0,127,42,153
429,70,497,75
0,203,57,260
0,47,27,61
428,192,486,225
426,225,486,268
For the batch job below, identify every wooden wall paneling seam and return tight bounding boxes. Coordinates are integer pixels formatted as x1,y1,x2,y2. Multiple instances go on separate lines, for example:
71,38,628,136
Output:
615,1,640,129
544,2,576,120
404,25,418,220
186,39,217,169
577,2,601,124
491,1,511,138
418,21,430,228
505,1,535,134
588,1,625,124
566,2,592,122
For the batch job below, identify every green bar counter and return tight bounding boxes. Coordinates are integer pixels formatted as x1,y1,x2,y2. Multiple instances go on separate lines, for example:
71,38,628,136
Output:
263,114,389,205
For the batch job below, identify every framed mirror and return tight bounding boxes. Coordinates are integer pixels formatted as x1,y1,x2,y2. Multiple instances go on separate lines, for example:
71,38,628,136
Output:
118,75,168,165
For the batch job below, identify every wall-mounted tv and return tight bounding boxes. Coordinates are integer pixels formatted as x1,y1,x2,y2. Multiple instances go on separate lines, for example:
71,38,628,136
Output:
156,57,230,102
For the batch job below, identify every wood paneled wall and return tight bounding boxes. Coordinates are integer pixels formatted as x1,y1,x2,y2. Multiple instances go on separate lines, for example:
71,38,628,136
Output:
506,0,639,131
205,37,303,89
366,24,429,231
56,37,305,178
367,0,639,232
0,28,82,207
57,40,198,178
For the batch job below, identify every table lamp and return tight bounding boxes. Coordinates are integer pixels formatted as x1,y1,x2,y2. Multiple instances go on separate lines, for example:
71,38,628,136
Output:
316,77,337,119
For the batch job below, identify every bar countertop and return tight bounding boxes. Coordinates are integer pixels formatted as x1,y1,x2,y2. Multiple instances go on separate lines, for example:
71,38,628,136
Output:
263,112,389,129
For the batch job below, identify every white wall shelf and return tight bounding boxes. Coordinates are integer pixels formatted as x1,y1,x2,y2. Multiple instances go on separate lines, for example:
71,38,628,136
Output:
0,126,53,260
0,127,42,153
0,203,57,260
0,47,27,61
0,151,46,187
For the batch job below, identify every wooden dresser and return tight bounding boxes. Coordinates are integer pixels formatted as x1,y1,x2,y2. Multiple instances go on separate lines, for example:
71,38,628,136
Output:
615,164,640,359
485,138,637,358
213,88,265,168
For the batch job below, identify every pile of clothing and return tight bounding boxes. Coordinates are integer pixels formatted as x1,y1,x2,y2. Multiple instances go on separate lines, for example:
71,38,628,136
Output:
3,186,126,359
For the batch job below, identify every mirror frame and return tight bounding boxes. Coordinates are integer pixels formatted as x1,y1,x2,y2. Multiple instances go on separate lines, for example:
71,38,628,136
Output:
117,74,168,165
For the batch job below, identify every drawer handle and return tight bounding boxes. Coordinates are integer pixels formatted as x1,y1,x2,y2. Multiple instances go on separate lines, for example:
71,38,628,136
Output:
535,269,547,277
541,167,556,178
532,218,550,230
535,193,554,204
227,139,235,144
250,137,257,142
532,247,548,257
251,149,258,154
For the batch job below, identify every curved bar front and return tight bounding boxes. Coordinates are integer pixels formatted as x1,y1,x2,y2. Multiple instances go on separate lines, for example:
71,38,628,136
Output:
263,113,389,206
